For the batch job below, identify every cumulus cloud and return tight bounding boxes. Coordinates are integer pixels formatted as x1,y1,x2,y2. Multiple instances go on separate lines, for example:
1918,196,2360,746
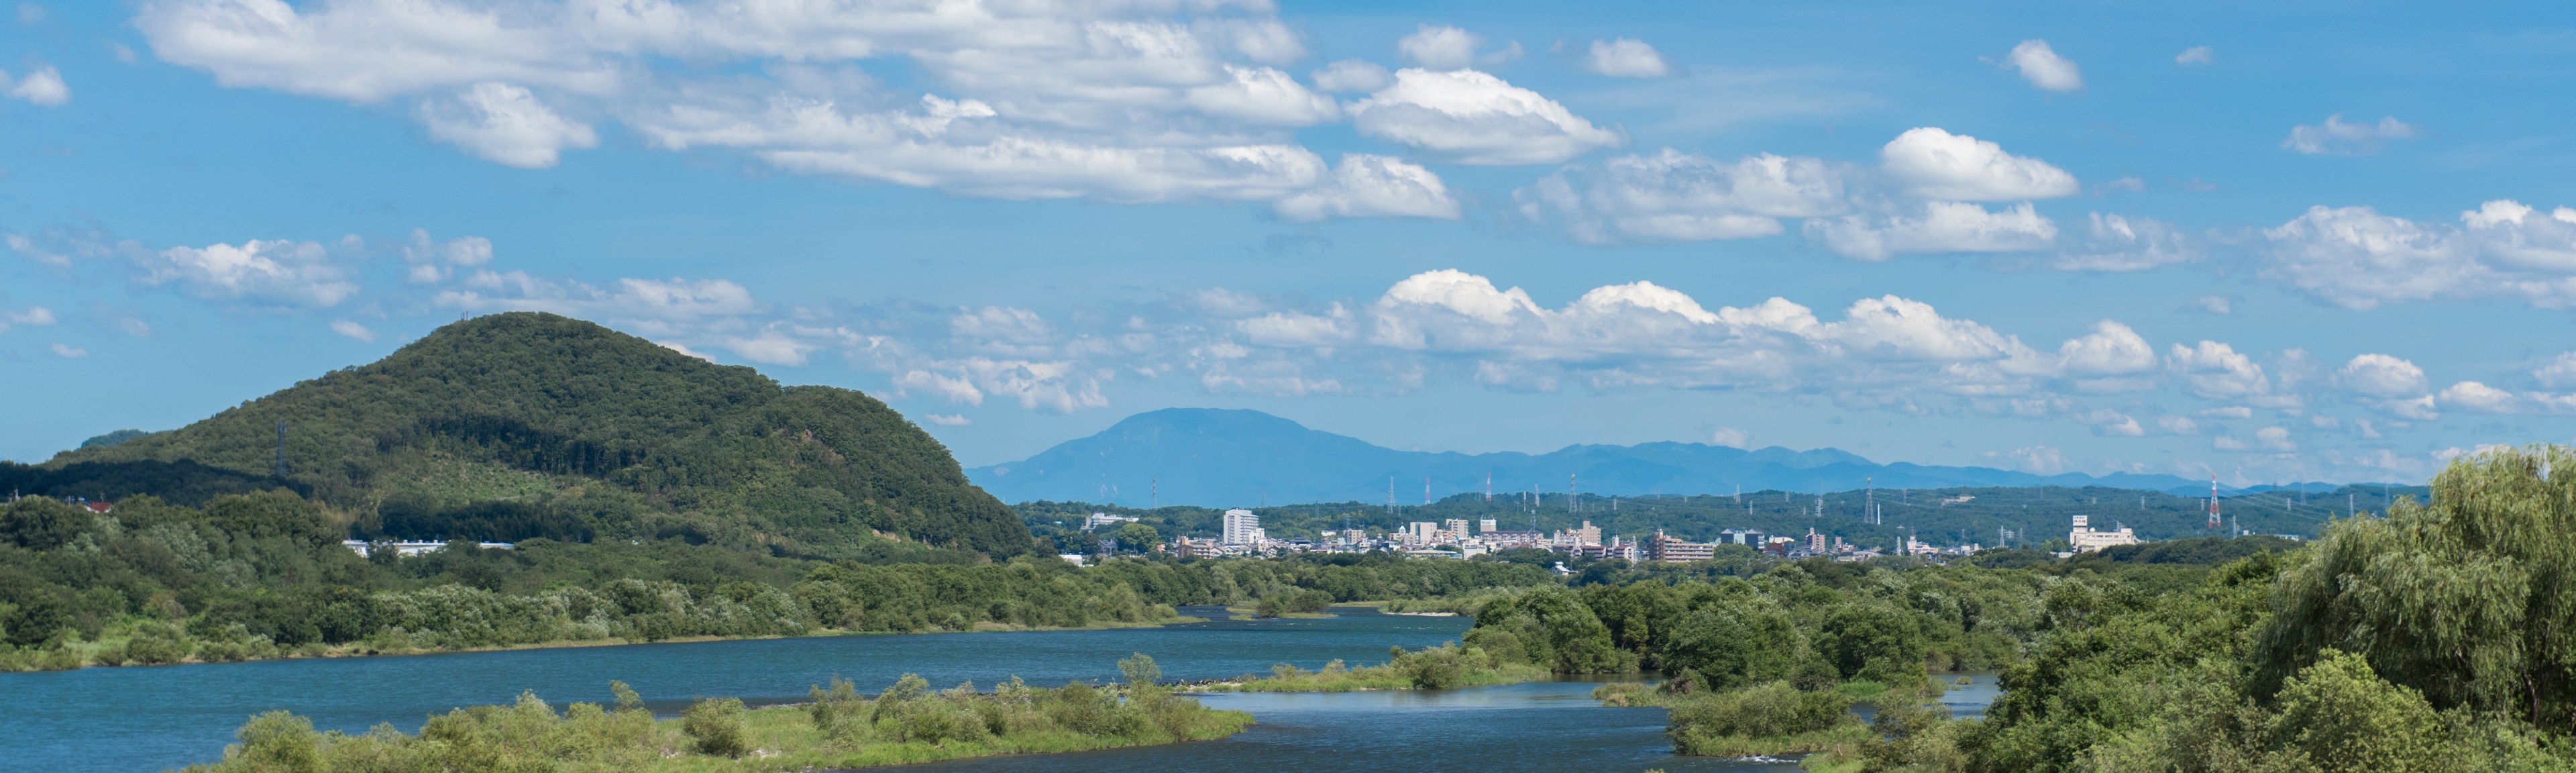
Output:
50,342,85,358
2284,114,2420,156
2167,341,2275,401
1,62,69,105
129,0,1468,218
330,319,378,342
419,82,598,168
5,233,69,266
1517,150,1848,244
1709,427,1749,449
434,273,760,336
140,239,359,308
1350,68,1621,165
1274,154,1459,221
2058,321,2155,376
2438,380,2519,413
2261,201,2576,310
1585,38,1669,78
2002,40,2082,92
2175,46,2214,65
922,413,971,425
1879,127,2078,201
1804,201,2057,260
2336,354,2427,398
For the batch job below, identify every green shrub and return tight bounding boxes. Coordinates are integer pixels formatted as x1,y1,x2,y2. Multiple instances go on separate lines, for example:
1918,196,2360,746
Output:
681,697,748,757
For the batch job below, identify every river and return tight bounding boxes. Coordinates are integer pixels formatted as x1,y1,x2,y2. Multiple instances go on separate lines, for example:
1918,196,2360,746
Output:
1,607,1995,772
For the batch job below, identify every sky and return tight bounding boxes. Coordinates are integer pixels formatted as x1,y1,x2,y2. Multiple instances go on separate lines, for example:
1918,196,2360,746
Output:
3,0,2574,486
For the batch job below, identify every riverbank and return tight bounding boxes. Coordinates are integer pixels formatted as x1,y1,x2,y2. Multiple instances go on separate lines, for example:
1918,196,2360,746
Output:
11,613,1197,673
1185,643,1550,692
183,656,1251,772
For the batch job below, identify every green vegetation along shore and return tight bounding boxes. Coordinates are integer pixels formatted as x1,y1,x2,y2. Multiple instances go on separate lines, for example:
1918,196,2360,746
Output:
1189,642,1552,692
183,655,1249,773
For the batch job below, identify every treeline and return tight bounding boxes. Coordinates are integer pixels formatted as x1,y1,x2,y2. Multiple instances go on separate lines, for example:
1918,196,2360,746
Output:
0,489,1560,670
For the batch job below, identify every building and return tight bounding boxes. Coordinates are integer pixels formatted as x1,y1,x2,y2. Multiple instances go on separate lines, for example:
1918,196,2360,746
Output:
1554,520,1601,547
1222,509,1265,545
1479,519,1499,533
1648,530,1717,562
1720,529,1765,546
1805,528,1829,554
2068,514,2140,553
1172,536,1224,559
342,539,514,558
1083,513,1140,531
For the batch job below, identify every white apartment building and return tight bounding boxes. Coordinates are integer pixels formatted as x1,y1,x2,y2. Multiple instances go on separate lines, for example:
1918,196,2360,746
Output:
2068,514,2139,553
1222,509,1265,545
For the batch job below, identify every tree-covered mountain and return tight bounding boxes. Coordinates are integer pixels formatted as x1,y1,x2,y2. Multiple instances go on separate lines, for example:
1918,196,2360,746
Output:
967,408,2212,508
19,313,1027,558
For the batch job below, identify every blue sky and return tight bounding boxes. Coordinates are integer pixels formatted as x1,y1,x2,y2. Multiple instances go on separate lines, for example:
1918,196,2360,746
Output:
3,0,2573,485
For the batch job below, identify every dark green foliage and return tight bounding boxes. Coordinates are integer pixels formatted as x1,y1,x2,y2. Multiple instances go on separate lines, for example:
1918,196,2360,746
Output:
48,313,1028,558
1815,602,1927,684
79,429,152,450
1665,681,1860,756
1468,585,1626,672
682,697,749,757
1252,588,1332,617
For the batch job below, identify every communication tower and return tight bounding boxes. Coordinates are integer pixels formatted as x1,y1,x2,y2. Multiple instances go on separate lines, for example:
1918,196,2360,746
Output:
2206,474,2222,530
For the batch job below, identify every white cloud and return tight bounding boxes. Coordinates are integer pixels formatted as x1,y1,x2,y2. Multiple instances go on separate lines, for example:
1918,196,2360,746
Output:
419,82,598,168
2534,352,2576,389
1517,150,1848,244
724,329,818,366
2000,445,2070,474
435,273,759,336
1804,201,2057,260
2200,406,2255,419
2057,321,2155,376
1585,38,1668,78
1349,68,1622,165
923,413,971,426
2438,380,2518,413
402,229,494,283
2076,409,2144,436
2256,425,2295,452
2156,415,2200,434
1,305,55,330
2284,114,2420,156
2175,46,2214,65
2337,354,2427,398
1709,427,1748,449
2055,213,2200,271
130,0,1482,217
5,233,69,266
1186,65,1340,125
2167,341,2271,401
144,239,358,308
2,62,70,105
2186,295,2235,315
1397,25,1481,70
1310,59,1391,93
2260,201,2576,310
1879,127,2078,201
1274,154,1460,221
17,3,44,24
330,319,377,342
49,342,85,358
2003,40,2082,92
2213,434,2251,452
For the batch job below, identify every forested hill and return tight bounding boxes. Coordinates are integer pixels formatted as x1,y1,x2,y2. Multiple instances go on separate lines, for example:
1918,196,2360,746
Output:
19,312,1028,558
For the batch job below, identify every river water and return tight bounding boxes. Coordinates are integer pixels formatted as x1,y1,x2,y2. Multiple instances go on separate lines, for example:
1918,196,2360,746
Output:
1,608,1994,772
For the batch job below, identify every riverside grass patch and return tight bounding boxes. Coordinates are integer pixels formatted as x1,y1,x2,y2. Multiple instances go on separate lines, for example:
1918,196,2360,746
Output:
183,655,1250,773
1191,642,1552,692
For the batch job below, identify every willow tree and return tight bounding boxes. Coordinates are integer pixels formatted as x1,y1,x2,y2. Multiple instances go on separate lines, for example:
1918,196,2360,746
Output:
2261,444,2576,730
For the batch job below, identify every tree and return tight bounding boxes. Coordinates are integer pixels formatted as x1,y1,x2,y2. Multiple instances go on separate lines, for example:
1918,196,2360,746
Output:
1115,523,1159,553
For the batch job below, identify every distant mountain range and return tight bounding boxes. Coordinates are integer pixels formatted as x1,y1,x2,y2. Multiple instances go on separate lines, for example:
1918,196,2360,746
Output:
965,408,2255,508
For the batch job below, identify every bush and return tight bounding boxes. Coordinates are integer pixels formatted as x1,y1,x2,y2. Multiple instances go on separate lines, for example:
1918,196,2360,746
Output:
809,674,863,738
681,697,749,757
1666,680,1857,754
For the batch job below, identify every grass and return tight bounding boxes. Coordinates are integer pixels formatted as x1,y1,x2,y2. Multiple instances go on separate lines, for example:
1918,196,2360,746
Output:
1188,643,1553,692
183,656,1252,772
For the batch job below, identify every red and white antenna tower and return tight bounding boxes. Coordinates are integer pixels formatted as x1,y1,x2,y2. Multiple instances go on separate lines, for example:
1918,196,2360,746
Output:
2206,473,2222,530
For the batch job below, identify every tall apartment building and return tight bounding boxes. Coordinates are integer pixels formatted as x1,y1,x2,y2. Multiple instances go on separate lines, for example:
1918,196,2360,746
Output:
2068,514,2139,553
1479,519,1499,533
1222,509,1265,545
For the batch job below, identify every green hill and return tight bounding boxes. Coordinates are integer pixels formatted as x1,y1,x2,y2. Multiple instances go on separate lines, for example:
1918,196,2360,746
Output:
29,313,1028,558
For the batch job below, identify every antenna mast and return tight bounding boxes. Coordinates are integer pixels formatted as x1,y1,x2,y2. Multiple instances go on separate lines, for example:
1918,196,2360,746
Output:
2207,473,2221,530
